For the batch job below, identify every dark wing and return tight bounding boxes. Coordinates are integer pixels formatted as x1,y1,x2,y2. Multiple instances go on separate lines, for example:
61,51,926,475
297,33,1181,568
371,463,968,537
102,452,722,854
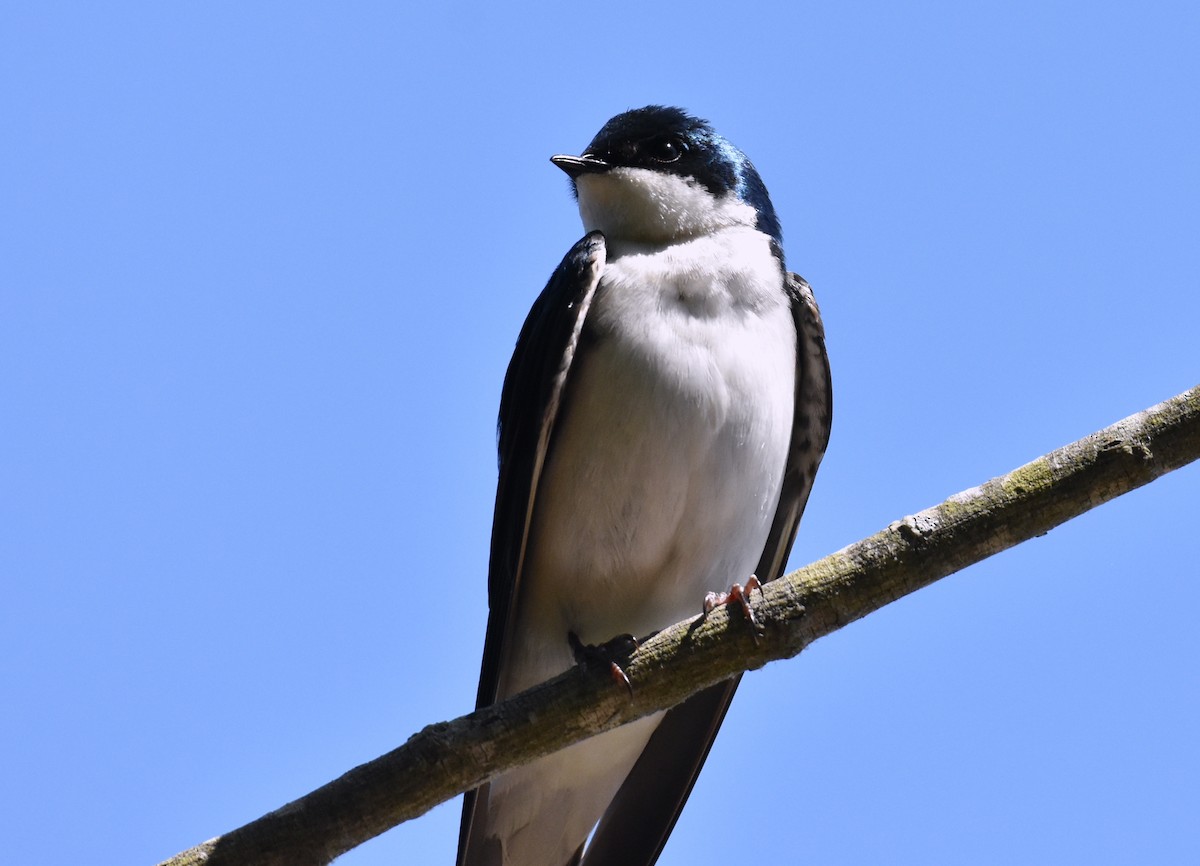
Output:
580,273,833,866
457,232,607,866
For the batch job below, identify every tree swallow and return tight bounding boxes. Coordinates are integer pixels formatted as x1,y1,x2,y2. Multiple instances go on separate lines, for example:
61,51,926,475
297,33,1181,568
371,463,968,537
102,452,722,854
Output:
458,106,832,866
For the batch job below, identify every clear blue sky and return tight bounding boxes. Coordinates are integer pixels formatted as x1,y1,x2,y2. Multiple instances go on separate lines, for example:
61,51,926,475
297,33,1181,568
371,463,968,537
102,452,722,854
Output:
3,3,1198,864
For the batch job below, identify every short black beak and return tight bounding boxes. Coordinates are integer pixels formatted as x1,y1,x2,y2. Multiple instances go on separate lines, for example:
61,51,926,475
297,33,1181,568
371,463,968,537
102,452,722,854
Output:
550,153,611,179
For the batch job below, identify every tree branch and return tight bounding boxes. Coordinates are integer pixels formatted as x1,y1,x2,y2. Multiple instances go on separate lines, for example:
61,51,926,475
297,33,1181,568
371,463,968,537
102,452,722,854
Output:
159,384,1200,866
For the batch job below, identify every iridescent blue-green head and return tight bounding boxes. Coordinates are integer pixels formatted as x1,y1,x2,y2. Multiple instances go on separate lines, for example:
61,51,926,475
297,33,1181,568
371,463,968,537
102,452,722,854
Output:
551,106,782,249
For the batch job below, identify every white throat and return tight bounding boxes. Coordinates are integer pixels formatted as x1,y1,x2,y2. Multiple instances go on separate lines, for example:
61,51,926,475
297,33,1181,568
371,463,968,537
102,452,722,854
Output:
575,167,759,247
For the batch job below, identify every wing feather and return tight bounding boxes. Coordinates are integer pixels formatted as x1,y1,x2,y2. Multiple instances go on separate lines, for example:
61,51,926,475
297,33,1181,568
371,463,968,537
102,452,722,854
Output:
457,232,607,866
580,272,832,866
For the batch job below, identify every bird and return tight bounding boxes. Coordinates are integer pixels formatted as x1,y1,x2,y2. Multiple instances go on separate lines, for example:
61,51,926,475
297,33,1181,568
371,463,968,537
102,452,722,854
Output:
457,105,832,866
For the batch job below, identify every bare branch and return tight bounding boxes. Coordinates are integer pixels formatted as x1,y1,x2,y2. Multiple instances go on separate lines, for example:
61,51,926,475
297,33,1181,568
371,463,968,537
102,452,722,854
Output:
159,384,1200,866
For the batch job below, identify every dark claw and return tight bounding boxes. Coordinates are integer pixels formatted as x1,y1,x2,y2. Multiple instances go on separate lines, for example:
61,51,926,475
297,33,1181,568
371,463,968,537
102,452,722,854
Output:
703,575,764,642
568,631,638,697
609,662,633,696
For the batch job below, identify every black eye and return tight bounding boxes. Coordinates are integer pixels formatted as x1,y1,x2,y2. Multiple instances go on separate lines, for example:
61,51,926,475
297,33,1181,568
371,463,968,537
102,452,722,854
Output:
646,136,686,164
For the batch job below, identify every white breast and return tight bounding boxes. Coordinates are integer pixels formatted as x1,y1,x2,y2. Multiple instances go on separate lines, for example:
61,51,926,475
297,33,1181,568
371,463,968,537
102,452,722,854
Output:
502,225,796,697
480,223,797,866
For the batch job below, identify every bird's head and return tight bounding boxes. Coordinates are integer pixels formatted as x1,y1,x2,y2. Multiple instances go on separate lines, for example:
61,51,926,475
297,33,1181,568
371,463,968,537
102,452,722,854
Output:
551,105,781,248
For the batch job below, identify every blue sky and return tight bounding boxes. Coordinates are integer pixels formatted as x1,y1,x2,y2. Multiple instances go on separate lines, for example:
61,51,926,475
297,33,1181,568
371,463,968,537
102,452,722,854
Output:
3,3,1198,864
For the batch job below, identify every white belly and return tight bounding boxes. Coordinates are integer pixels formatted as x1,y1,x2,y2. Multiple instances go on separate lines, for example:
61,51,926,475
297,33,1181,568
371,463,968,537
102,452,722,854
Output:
481,227,796,866
503,227,796,695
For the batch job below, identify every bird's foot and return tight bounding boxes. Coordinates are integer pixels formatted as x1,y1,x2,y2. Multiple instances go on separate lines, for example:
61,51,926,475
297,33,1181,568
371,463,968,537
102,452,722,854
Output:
568,631,639,697
704,575,764,638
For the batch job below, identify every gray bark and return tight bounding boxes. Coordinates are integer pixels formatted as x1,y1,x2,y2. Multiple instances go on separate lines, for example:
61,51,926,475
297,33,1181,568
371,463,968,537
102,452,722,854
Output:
158,384,1200,866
